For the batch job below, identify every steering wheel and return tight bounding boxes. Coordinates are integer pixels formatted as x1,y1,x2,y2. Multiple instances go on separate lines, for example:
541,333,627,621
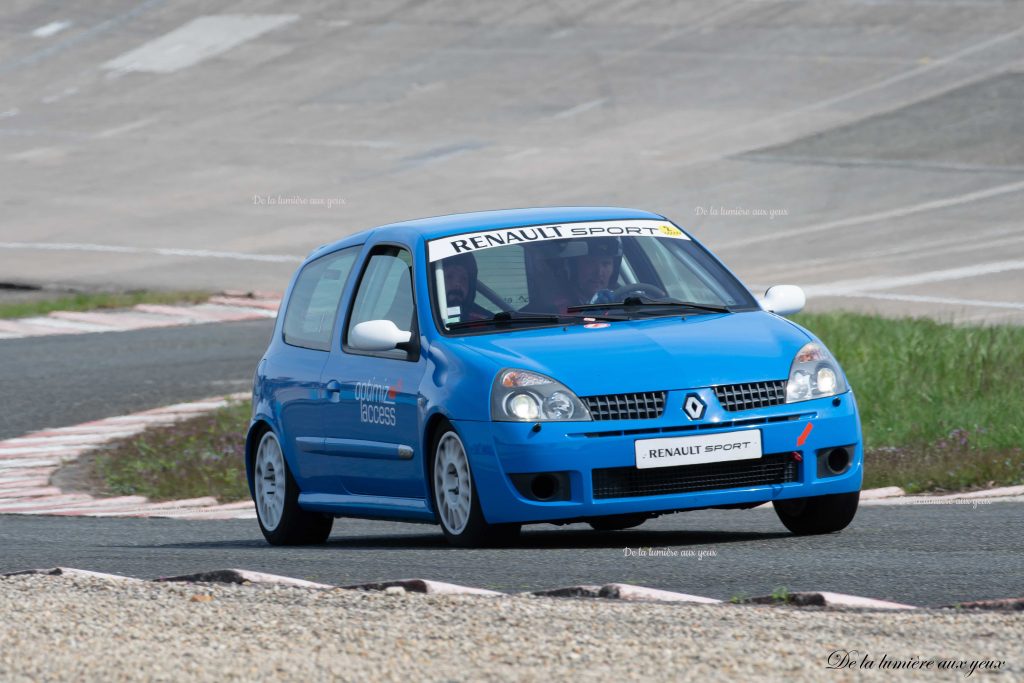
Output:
612,282,668,301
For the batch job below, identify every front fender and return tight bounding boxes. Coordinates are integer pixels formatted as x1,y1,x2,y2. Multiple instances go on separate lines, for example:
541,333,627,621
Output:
420,340,499,422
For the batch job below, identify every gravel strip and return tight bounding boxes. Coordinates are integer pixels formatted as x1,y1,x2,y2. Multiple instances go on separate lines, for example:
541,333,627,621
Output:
0,576,1018,681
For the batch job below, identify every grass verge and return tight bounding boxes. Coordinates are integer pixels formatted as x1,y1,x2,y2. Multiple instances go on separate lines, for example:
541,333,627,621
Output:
0,290,211,319
91,400,251,502
793,312,1024,493
81,313,1023,501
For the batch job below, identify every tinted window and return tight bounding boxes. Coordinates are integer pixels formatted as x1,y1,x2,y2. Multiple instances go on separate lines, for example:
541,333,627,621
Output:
346,246,416,359
632,238,739,305
473,245,529,314
282,247,359,350
427,222,759,334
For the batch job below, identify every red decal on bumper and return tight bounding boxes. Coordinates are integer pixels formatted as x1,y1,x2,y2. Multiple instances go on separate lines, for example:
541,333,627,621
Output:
796,422,813,447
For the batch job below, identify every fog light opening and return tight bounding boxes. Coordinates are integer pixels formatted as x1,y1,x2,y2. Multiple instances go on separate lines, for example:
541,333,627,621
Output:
530,474,559,501
826,447,850,474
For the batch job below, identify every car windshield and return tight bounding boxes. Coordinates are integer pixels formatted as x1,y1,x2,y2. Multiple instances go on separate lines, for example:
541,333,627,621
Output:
427,220,757,334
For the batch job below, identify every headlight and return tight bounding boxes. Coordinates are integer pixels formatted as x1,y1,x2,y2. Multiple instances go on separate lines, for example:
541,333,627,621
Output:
491,369,592,422
785,342,848,402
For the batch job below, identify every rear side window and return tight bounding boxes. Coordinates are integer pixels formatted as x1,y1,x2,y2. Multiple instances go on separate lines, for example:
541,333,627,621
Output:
282,247,360,351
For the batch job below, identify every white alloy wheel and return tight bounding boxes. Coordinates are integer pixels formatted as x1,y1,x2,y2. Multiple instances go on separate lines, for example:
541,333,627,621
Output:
434,432,473,535
254,431,286,531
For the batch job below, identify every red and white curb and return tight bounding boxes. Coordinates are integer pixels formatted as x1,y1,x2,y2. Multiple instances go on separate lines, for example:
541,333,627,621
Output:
4,567,1022,610
531,584,720,604
856,485,1024,506
336,578,503,596
2,392,1022,519
4,566,144,582
156,569,335,590
747,485,1024,508
0,393,256,519
743,591,917,610
0,292,281,340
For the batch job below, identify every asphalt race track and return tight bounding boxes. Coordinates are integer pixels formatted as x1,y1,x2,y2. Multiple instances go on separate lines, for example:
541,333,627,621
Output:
1,1,1023,608
2,503,1022,607
2,320,1021,606
0,320,273,440
1,1,1023,324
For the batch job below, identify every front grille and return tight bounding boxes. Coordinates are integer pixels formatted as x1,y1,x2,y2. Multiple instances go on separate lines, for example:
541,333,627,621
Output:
592,452,798,499
578,411,813,439
582,392,666,421
713,380,786,412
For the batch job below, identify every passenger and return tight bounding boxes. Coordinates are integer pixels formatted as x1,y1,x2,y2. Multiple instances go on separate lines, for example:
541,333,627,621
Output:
521,238,623,314
570,240,619,305
442,252,491,322
558,238,623,309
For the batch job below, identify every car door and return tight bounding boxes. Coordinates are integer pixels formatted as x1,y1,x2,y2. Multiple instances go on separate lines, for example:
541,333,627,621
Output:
320,244,428,499
269,246,361,493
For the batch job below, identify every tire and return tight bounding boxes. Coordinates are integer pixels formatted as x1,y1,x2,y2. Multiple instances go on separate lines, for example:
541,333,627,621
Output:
588,514,648,532
253,430,333,546
430,425,521,548
773,491,860,535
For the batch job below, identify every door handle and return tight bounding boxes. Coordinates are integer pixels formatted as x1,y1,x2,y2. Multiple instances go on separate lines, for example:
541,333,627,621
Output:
325,380,342,394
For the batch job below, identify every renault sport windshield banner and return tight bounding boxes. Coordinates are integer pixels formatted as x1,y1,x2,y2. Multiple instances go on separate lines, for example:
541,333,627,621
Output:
426,220,691,262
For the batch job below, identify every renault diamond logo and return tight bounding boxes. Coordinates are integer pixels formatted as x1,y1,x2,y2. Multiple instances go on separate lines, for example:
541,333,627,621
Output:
683,393,706,420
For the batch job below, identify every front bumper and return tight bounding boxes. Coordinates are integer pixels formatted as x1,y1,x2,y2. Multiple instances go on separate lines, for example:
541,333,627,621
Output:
455,390,863,524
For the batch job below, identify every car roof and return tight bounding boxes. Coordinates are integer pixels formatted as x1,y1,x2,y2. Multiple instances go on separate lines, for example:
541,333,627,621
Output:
311,206,668,258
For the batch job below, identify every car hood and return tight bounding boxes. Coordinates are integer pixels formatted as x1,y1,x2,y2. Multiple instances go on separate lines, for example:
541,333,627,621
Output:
446,311,811,395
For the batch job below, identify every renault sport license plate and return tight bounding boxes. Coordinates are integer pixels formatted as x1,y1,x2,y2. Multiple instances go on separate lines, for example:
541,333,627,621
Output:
634,430,762,469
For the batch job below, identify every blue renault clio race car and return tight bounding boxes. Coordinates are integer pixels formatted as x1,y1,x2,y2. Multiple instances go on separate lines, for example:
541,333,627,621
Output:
247,207,862,547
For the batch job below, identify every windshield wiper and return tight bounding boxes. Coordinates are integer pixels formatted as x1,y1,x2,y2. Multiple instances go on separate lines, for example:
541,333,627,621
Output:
446,311,568,330
446,310,624,331
567,297,731,315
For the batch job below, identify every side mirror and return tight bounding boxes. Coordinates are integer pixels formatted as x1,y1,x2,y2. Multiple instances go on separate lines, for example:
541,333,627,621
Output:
760,285,806,316
349,320,412,352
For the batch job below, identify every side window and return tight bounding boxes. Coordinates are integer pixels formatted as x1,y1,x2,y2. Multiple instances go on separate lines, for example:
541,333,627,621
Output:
346,246,416,360
282,247,360,351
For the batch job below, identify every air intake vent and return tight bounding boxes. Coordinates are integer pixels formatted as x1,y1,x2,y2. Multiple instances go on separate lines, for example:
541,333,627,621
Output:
713,380,786,412
582,392,666,421
592,452,798,499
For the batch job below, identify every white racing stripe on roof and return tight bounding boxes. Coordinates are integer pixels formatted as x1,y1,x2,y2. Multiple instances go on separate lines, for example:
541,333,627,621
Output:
426,220,689,262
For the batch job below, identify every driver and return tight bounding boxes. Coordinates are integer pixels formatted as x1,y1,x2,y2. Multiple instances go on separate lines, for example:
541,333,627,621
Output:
566,237,622,306
531,238,623,314
442,252,491,322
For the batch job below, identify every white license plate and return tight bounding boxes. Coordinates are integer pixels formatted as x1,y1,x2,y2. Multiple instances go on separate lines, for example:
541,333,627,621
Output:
634,430,762,469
